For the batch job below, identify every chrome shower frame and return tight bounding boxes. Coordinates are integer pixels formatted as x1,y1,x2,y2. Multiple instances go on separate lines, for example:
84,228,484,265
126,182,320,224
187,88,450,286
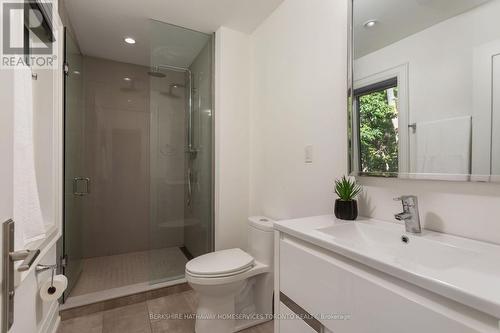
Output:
155,64,194,152
155,51,215,252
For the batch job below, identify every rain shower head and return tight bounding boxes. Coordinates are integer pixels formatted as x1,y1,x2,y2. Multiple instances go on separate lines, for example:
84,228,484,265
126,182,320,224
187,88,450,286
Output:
147,71,166,78
147,66,166,78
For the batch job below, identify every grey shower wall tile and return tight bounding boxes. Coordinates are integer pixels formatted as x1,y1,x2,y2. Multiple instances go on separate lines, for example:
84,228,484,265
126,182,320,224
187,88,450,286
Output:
80,56,187,258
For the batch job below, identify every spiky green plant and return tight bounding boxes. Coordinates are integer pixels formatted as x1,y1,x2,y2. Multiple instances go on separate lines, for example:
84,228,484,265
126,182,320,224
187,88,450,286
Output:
334,176,362,201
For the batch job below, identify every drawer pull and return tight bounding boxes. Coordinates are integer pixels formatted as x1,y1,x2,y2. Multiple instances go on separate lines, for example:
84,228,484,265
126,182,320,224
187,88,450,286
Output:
280,292,323,333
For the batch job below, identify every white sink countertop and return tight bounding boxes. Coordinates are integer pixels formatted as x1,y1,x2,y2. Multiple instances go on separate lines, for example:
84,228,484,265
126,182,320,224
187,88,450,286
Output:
274,215,500,318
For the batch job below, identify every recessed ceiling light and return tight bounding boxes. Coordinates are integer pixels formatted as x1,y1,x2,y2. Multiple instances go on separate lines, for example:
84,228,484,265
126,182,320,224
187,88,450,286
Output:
123,77,132,81
124,37,136,45
363,20,378,29
73,70,81,75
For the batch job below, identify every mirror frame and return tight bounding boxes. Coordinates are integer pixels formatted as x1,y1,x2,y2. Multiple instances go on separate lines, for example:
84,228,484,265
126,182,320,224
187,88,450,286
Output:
346,0,495,183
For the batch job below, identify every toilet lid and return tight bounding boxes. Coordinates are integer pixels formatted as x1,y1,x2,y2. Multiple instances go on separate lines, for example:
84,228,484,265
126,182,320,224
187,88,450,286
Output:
185,248,254,277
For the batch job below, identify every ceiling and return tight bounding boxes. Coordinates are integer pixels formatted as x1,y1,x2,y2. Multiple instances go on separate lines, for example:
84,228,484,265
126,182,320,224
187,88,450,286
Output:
63,0,284,67
354,0,492,58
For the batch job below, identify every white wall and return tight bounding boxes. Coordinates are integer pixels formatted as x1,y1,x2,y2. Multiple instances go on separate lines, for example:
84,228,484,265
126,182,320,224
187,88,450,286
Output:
248,0,348,220
359,177,500,245
214,27,251,250
213,0,500,251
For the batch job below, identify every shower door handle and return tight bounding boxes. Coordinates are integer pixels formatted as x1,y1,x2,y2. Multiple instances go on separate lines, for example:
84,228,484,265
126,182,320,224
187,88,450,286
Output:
73,177,90,196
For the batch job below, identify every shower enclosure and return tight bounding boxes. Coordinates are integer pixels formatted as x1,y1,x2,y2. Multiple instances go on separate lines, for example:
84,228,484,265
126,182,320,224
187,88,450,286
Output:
61,21,214,305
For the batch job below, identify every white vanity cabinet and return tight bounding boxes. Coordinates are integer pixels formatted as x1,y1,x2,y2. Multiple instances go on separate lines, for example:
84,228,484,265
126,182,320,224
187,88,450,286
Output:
274,232,500,333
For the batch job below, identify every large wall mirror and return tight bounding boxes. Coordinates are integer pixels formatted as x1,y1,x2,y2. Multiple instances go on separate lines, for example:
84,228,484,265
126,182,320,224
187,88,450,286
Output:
348,0,500,182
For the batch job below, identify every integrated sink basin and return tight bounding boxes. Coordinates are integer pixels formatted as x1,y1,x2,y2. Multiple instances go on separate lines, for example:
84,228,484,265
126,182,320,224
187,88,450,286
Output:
274,215,500,318
316,222,479,270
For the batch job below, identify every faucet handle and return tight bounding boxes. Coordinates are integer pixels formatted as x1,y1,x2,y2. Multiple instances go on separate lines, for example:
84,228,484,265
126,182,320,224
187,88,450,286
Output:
394,195,418,209
394,195,417,201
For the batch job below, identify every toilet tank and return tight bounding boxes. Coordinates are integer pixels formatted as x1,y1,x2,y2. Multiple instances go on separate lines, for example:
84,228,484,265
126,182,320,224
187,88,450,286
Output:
247,216,275,267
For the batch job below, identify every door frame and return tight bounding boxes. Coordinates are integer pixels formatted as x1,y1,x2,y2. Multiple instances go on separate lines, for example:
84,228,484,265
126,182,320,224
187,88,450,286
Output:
472,39,500,181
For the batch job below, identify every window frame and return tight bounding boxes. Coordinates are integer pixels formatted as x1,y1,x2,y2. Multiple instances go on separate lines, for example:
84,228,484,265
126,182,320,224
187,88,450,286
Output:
351,63,410,176
354,77,399,174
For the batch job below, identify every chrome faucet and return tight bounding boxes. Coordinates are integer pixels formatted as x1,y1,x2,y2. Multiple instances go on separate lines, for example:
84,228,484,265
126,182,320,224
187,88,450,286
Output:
394,195,421,234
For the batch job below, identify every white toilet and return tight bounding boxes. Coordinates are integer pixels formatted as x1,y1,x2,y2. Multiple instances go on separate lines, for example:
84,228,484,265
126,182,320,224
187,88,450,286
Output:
185,216,274,333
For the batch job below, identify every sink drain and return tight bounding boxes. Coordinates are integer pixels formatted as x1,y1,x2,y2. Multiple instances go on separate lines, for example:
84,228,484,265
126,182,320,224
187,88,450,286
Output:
401,235,409,244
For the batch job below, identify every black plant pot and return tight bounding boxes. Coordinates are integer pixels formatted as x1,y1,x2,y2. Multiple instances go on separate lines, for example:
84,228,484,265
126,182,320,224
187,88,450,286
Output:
334,199,358,221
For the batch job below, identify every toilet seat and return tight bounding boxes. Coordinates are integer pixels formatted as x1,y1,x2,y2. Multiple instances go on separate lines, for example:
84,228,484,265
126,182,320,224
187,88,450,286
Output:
186,260,269,286
186,265,253,278
185,248,254,278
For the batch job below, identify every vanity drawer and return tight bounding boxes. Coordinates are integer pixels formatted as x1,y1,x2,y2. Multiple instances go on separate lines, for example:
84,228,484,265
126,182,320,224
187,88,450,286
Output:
279,302,318,333
279,235,498,333
279,236,354,332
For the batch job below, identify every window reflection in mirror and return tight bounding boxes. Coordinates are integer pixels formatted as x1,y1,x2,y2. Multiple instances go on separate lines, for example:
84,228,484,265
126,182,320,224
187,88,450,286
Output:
349,0,500,181
354,78,399,174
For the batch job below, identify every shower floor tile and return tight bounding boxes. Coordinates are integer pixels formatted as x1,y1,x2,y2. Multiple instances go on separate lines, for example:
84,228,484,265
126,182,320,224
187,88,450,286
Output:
70,247,188,297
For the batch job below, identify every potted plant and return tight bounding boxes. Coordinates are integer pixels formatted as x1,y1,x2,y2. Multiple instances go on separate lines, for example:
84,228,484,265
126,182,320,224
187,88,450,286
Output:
334,176,362,220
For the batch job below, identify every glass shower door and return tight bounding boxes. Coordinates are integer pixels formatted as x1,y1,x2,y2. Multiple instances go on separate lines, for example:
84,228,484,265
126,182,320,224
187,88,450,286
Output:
62,29,85,298
149,21,214,284
149,65,191,283
184,36,214,258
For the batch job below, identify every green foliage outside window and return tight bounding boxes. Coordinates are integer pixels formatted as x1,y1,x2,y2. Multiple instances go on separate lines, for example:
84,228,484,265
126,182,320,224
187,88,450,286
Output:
358,88,399,173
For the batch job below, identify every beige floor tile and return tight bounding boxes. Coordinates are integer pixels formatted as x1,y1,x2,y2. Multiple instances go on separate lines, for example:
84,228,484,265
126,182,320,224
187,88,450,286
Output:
147,292,193,320
180,290,199,312
240,321,274,333
257,320,274,333
58,312,103,333
150,317,195,333
102,302,151,333
60,292,273,333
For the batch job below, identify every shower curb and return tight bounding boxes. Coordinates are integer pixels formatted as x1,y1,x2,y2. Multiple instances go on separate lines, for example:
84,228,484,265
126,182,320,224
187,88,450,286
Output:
59,282,192,321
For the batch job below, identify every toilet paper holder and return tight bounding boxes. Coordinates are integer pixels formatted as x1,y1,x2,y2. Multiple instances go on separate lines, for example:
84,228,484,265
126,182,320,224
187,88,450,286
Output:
35,264,58,273
36,264,61,297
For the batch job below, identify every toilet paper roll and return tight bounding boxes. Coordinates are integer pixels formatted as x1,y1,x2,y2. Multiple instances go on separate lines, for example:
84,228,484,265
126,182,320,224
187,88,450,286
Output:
39,275,68,302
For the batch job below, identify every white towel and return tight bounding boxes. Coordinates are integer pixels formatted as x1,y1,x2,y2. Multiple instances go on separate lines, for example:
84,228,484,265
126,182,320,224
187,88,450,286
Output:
416,116,472,175
13,67,46,249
